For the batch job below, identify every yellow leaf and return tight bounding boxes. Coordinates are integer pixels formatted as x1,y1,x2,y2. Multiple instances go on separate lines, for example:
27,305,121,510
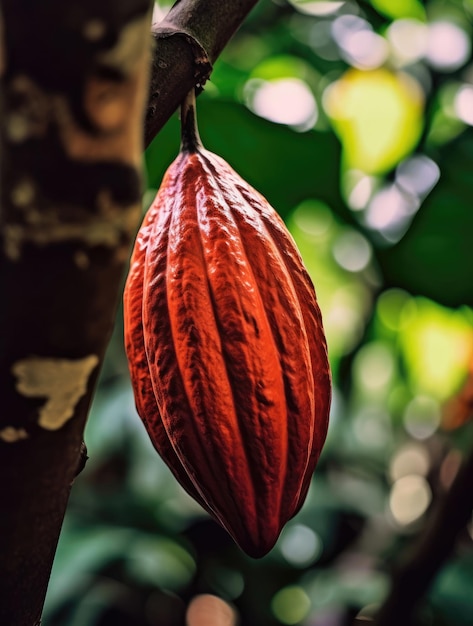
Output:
400,298,473,401
325,68,424,174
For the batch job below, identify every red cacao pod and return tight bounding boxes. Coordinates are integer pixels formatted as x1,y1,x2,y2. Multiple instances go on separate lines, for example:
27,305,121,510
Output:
123,92,331,558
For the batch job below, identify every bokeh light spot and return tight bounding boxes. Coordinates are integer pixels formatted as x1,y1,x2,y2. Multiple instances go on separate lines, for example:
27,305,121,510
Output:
280,524,323,567
353,407,391,449
340,30,389,69
128,537,196,590
426,22,471,71
186,594,236,626
245,78,317,130
289,0,346,16
354,342,395,394
403,395,441,440
377,289,412,331
331,15,370,45
389,443,431,482
332,15,388,70
346,171,375,210
309,20,341,60
395,155,440,197
271,586,311,625
454,84,473,125
387,19,428,65
292,200,333,239
365,184,420,242
333,230,372,272
324,286,368,356
206,567,245,600
389,475,432,526
331,15,388,69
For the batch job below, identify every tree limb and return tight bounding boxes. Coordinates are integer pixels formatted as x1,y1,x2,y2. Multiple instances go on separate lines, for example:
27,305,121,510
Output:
373,443,473,626
145,0,259,147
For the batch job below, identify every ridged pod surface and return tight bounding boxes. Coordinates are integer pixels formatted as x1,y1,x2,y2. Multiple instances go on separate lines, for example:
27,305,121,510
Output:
123,93,331,557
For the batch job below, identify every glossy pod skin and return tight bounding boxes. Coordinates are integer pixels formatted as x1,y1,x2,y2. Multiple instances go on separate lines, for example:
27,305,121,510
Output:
123,93,331,558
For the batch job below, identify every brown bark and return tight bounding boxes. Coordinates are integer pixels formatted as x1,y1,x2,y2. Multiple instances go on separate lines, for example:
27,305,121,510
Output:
145,0,260,147
0,2,152,624
0,0,259,624
373,444,473,626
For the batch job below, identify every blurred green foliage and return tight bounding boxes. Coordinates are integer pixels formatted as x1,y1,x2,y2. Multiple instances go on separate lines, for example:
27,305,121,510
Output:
44,1,473,624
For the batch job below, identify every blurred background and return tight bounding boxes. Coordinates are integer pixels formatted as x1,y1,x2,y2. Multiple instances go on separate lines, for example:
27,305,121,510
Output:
44,0,473,624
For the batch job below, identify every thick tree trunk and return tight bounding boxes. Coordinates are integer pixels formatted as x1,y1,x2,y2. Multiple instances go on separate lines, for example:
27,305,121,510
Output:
0,2,152,623
0,1,258,624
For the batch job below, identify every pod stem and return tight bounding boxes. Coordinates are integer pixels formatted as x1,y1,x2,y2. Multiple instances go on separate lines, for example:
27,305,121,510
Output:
180,88,203,153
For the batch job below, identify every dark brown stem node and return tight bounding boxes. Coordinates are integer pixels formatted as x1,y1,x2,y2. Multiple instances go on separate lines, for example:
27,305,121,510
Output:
74,441,89,479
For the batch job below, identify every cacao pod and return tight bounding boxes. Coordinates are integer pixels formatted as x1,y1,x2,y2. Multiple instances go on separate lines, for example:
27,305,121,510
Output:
123,91,331,558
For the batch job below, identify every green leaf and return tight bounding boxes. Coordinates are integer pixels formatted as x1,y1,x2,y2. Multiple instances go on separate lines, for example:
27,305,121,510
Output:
370,0,426,20
430,552,473,626
126,536,195,589
378,129,473,307
144,113,180,191
44,525,137,620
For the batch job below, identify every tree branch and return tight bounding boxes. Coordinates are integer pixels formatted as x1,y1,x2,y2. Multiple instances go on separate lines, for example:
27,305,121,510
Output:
145,0,259,147
373,442,473,626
